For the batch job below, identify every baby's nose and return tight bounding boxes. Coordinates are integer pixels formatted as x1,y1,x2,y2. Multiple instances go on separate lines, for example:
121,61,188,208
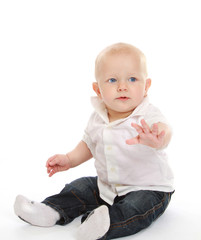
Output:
117,82,128,91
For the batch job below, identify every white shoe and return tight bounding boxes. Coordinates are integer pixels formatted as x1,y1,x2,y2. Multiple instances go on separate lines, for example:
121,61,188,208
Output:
77,205,110,240
14,195,60,227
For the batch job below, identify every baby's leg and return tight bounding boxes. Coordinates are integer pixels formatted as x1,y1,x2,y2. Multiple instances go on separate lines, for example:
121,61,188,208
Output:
14,177,102,227
14,195,60,227
102,191,174,239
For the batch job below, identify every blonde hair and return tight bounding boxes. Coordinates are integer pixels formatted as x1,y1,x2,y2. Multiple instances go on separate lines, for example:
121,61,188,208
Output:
95,42,148,80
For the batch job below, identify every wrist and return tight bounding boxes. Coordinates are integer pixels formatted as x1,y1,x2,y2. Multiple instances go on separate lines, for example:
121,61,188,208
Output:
65,154,72,169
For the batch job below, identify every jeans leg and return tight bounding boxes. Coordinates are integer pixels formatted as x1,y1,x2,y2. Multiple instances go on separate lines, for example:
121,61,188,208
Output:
100,190,174,240
42,176,104,225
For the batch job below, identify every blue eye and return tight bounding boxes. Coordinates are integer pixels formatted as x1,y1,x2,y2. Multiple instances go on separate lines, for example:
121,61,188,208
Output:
108,78,117,83
128,77,136,82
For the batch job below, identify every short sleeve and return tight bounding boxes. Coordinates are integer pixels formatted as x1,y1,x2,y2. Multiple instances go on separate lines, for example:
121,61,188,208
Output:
144,104,170,128
82,112,96,157
82,132,93,149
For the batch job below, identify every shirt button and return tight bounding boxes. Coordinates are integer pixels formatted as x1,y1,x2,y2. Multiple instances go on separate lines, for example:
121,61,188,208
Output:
107,146,112,150
110,167,116,172
115,184,121,187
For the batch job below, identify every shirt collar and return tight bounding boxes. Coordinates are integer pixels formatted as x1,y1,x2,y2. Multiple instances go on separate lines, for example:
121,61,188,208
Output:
91,96,150,124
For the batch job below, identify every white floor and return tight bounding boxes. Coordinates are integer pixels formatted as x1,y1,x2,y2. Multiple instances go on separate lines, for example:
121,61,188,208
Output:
1,188,201,240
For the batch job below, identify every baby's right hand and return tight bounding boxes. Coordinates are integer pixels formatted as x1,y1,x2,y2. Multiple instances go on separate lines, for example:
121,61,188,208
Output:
46,154,71,177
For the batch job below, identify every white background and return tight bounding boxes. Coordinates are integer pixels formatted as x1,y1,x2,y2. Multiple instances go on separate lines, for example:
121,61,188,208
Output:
0,0,201,239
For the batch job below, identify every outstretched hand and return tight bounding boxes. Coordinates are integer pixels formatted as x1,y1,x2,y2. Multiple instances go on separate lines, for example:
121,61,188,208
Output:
126,119,165,149
46,154,71,177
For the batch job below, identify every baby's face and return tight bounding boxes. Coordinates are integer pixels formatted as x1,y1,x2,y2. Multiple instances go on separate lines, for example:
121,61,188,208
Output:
93,52,151,120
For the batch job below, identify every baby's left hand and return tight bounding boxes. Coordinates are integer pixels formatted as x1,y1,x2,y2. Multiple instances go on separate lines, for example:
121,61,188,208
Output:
126,119,165,149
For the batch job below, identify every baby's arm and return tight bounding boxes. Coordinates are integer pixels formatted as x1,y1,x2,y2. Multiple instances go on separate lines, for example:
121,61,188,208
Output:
46,140,93,177
126,119,172,149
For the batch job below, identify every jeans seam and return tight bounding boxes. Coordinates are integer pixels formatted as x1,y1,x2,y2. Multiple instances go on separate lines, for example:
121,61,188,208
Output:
155,192,172,221
71,190,86,214
93,190,100,206
110,193,166,229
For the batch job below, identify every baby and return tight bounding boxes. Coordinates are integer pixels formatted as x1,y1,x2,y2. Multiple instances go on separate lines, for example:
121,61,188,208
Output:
14,43,174,240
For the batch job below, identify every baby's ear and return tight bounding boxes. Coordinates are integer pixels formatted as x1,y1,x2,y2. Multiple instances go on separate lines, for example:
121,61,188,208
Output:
144,78,151,96
92,82,102,99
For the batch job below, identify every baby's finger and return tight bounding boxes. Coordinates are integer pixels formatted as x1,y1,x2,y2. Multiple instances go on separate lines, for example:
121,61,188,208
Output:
152,123,158,136
48,154,61,167
131,123,143,134
47,166,52,174
48,169,55,177
46,155,57,167
126,137,139,145
158,130,165,141
140,119,150,133
48,157,59,167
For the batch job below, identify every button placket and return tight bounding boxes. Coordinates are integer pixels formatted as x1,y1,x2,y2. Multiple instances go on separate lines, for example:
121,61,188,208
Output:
103,126,119,183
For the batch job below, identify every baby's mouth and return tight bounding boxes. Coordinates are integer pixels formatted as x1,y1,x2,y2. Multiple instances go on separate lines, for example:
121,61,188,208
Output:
116,96,130,101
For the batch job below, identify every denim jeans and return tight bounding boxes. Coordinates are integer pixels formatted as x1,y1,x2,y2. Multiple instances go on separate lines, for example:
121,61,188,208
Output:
42,177,174,239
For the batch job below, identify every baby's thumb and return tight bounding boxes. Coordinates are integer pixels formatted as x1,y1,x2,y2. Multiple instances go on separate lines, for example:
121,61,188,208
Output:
126,138,138,145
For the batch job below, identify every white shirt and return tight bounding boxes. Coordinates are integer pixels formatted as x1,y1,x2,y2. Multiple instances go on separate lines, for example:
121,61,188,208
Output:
83,96,174,205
